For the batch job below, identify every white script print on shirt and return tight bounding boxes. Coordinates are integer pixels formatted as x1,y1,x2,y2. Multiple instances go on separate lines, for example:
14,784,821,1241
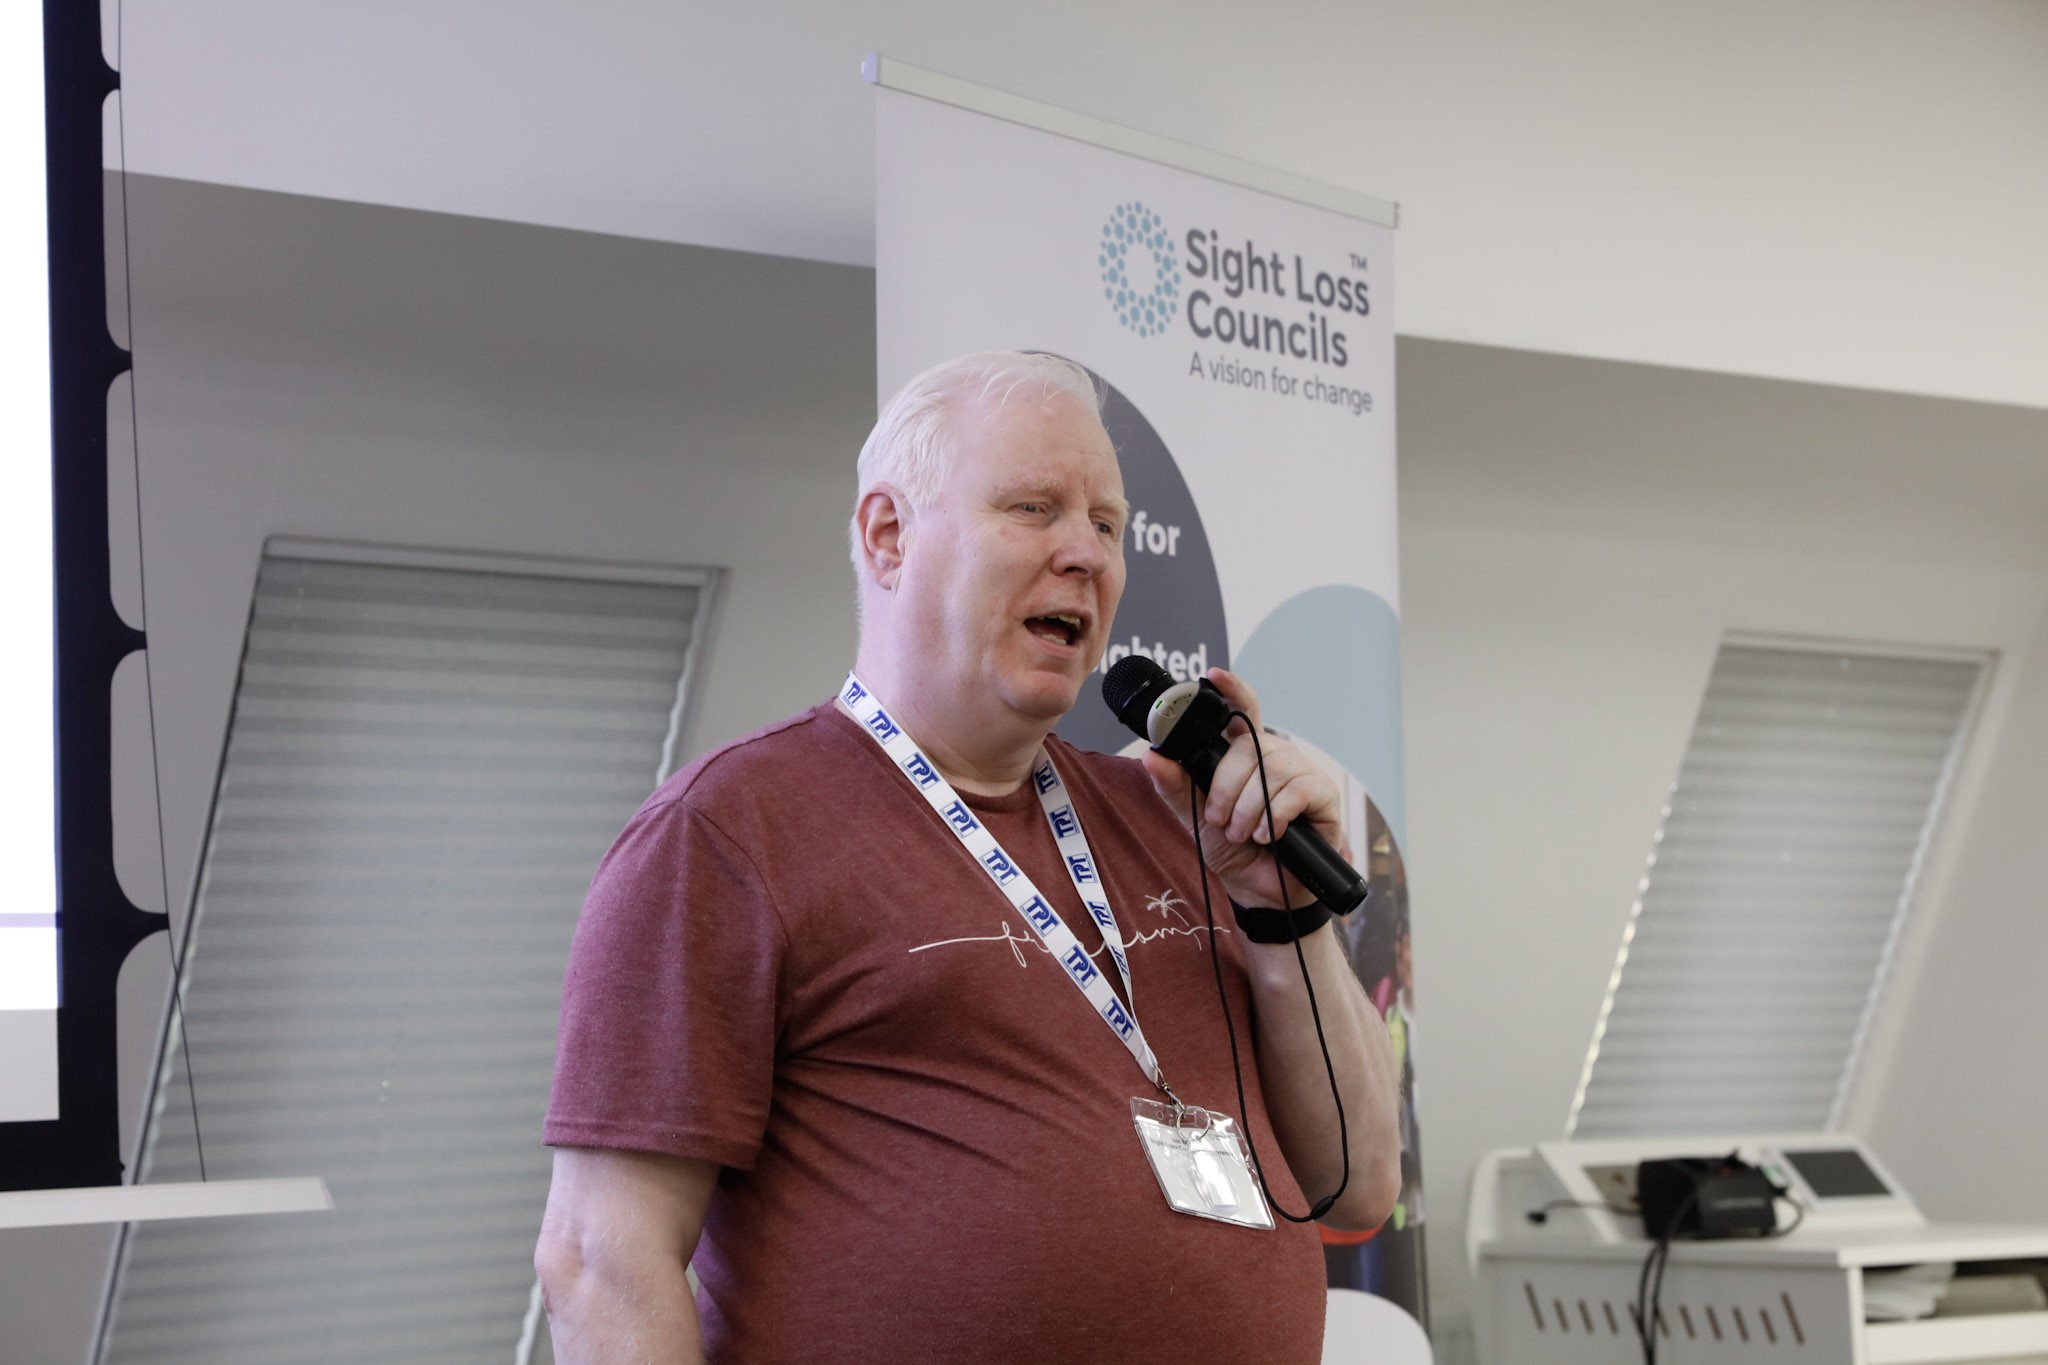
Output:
908,888,1225,969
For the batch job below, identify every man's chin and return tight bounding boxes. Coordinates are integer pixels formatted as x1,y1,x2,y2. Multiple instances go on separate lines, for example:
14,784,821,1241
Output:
1002,671,1088,725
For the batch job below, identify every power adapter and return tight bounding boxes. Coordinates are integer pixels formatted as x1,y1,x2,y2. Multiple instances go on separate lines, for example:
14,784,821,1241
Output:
1637,1154,1779,1240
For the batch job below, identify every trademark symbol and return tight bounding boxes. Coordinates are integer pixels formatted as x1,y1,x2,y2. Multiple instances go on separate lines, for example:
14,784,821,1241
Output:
1348,252,1370,270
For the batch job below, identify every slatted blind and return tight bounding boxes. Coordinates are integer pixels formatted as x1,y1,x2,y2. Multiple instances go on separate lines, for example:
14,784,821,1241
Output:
1567,641,1983,1139
99,545,710,1364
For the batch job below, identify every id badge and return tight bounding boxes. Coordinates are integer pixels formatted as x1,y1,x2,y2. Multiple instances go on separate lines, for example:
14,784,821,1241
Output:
1130,1097,1274,1230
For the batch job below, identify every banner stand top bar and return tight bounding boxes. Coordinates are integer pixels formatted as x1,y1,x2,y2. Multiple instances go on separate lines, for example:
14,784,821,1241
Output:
862,53,1399,230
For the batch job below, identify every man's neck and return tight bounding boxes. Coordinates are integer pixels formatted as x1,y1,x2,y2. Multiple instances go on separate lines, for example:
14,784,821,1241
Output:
846,661,1050,798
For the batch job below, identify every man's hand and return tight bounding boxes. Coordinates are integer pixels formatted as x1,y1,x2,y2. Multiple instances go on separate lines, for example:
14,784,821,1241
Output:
1138,666,1403,1231
1136,667,1348,909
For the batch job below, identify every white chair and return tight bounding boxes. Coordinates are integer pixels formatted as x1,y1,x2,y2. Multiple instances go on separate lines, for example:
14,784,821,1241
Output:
1324,1287,1434,1364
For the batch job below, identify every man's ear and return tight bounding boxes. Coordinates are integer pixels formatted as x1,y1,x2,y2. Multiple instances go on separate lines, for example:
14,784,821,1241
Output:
854,485,911,591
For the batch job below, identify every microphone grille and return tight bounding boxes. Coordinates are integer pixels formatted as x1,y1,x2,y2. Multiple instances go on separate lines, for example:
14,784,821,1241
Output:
1101,655,1172,737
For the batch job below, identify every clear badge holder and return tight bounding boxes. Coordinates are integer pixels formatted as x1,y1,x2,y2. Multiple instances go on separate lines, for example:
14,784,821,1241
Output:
1130,1096,1274,1230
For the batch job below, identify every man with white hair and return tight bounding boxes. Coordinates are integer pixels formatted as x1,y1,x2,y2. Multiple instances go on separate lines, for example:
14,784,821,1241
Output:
536,351,1402,1362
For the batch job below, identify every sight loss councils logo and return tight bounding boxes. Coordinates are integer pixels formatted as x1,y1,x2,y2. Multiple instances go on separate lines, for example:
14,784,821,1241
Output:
1101,202,1180,338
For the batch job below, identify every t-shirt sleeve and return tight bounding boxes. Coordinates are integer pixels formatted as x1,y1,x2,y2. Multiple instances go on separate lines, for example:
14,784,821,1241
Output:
543,795,786,1169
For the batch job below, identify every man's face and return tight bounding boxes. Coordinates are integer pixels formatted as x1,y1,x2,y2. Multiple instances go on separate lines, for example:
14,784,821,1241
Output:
894,389,1128,730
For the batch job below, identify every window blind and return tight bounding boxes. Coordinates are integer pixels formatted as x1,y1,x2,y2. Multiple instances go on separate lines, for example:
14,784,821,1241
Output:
1567,641,1983,1139
98,545,711,1364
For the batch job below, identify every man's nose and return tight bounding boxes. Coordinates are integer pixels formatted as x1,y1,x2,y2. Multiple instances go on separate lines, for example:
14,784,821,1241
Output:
1054,517,1112,576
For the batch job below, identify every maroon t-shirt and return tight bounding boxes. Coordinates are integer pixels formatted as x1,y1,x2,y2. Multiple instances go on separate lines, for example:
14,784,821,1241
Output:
546,702,1325,1363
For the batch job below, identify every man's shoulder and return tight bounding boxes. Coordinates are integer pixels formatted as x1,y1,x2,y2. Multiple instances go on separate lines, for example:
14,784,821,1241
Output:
641,699,867,824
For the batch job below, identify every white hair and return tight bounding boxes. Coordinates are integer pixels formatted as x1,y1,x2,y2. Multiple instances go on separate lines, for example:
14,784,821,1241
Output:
849,352,1104,582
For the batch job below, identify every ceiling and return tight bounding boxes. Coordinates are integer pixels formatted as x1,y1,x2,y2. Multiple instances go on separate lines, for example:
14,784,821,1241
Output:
106,0,2048,412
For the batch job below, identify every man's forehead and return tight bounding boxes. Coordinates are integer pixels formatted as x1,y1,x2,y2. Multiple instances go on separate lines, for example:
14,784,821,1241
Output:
962,392,1120,475
985,438,1127,507
958,383,1103,436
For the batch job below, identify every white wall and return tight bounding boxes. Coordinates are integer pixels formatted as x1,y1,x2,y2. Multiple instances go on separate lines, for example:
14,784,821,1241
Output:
1859,589,2048,1221
103,175,875,919
11,177,2048,1362
111,0,2048,410
1395,339,2048,1347
0,174,875,1362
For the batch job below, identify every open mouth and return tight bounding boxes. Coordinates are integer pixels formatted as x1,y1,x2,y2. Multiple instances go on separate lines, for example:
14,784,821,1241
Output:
1025,613,1084,648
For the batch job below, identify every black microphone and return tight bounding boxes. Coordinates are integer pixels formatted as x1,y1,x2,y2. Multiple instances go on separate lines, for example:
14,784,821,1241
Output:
1102,656,1370,915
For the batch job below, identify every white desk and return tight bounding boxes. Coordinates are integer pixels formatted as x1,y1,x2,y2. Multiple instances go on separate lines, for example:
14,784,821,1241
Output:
1469,1137,2048,1365
1478,1224,2048,1364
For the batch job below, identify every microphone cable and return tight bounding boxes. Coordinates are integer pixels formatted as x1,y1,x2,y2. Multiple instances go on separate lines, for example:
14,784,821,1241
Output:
1633,1175,1802,1364
1183,715,1350,1224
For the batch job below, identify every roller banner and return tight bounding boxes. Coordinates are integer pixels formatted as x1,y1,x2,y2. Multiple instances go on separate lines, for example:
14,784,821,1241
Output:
875,86,1427,1342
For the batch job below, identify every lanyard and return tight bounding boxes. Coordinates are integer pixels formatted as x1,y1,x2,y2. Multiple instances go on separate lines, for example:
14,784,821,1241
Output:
840,672,1172,1100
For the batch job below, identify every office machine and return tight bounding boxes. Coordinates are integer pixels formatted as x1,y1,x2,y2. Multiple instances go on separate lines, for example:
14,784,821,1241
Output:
1468,1133,2048,1364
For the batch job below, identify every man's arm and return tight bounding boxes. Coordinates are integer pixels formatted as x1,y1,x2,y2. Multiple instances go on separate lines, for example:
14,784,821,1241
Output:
1240,924,1403,1230
1139,668,1403,1231
535,1146,719,1364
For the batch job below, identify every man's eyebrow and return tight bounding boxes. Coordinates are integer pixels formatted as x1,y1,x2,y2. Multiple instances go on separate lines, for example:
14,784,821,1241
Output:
994,475,1063,502
995,478,1128,523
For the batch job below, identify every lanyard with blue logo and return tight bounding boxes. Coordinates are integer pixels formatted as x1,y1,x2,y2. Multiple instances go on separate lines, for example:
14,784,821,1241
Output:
839,671,1275,1229
840,671,1169,1098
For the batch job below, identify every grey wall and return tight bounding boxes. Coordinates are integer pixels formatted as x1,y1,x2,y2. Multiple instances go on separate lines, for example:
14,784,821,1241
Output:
1863,589,2048,1215
5,173,874,1363
1394,341,2048,1347
9,174,2048,1363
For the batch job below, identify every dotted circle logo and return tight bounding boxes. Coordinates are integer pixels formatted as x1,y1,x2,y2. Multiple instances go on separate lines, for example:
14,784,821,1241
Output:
1100,202,1180,338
